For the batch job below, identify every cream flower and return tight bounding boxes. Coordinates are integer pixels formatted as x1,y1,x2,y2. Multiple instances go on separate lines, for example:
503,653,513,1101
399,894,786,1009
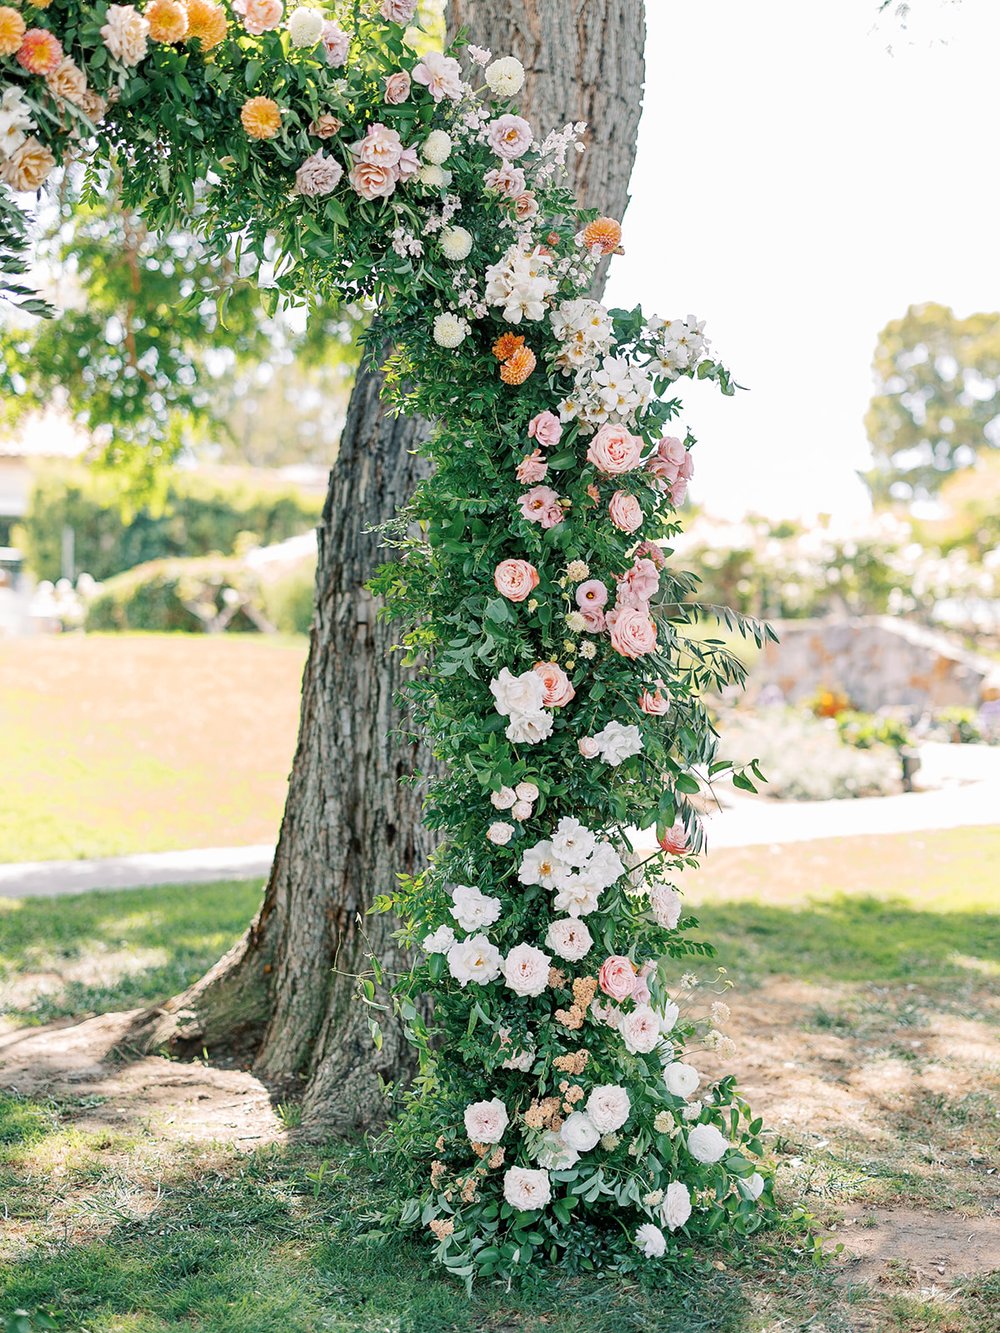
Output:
559,1112,599,1153
440,225,473,261
663,1061,700,1099
585,1084,630,1134
503,1166,550,1212
450,884,501,932
432,312,468,348
286,5,324,46
635,1222,666,1258
422,129,452,163
1,137,55,191
686,1123,729,1164
464,1097,508,1144
503,942,550,997
621,1004,661,1055
485,55,524,97
545,917,593,962
100,4,150,65
446,934,502,987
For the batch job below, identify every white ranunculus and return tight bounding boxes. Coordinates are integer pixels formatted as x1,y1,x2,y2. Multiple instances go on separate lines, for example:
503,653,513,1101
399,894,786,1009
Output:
593,720,644,766
621,1003,661,1054
432,312,468,348
491,786,517,810
440,225,473,260
660,1180,692,1231
686,1123,729,1164
649,882,682,930
446,934,502,987
663,1061,700,1100
535,1129,578,1170
545,916,593,962
422,129,452,163
287,5,325,46
505,710,553,744
585,1084,630,1133
745,1171,766,1200
503,1165,550,1211
550,816,596,868
422,924,456,954
486,821,514,845
490,667,546,717
450,883,502,932
464,1097,508,1144
635,1222,666,1258
658,1000,680,1034
503,942,550,997
484,55,525,96
560,1111,599,1153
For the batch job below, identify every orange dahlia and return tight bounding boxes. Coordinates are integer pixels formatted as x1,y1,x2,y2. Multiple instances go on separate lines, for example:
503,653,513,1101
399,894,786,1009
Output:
492,332,524,362
184,0,226,49
581,216,623,255
500,346,536,386
240,95,281,140
146,0,188,42
0,6,26,57
16,26,63,74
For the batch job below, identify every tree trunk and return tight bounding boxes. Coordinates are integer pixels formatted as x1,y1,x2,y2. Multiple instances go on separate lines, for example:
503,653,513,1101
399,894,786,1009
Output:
140,0,646,1136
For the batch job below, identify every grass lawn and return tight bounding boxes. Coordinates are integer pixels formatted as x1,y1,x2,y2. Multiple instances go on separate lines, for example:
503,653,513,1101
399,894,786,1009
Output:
0,828,998,1331
0,634,307,863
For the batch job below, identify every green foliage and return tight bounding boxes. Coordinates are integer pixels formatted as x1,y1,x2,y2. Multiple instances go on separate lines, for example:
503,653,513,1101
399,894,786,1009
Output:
864,302,1000,504
834,709,912,753
83,554,260,632
261,557,317,635
17,463,321,582
0,194,52,320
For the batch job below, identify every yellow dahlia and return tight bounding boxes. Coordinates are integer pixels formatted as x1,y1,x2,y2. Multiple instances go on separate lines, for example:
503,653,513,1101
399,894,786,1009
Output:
581,216,623,255
184,0,226,49
240,95,281,140
16,26,63,74
146,0,188,42
0,6,26,57
500,346,536,386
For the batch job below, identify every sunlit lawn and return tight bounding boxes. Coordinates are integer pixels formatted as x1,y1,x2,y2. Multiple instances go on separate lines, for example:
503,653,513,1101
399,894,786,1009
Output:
0,634,307,863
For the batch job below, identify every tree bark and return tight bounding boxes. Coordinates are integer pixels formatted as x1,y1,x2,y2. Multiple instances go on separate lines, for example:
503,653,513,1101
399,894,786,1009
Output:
139,0,646,1136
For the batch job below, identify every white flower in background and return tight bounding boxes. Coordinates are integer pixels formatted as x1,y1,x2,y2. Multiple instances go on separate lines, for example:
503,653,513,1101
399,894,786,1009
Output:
535,1129,578,1170
663,1061,700,1099
422,129,453,163
660,1181,692,1231
503,942,550,997
417,162,451,187
649,882,682,929
446,934,502,986
0,88,34,160
745,1172,766,1200
490,667,546,718
421,924,456,954
560,1111,600,1153
658,1000,680,1034
440,225,473,260
655,314,709,379
592,720,643,766
505,710,553,744
621,1004,661,1055
485,55,524,96
486,821,514,845
503,1166,551,1211
287,4,324,46
464,1097,508,1143
551,816,597,867
100,4,150,65
491,786,517,810
518,840,566,890
432,312,468,348
686,1123,729,1164
450,884,501,932
635,1222,666,1258
585,1084,630,1133
545,916,593,962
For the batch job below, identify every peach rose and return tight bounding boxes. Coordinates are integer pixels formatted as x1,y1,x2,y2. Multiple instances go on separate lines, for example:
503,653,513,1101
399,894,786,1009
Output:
586,423,644,476
515,450,547,484
487,113,532,160
295,150,343,197
533,661,575,708
598,955,637,1003
514,191,539,221
46,57,88,105
309,113,343,138
484,162,526,197
608,491,642,534
658,820,689,855
320,18,349,64
384,71,411,103
609,606,657,659
580,607,606,633
519,485,563,528
353,122,403,168
494,559,539,602
527,410,562,449
234,0,282,35
348,159,396,200
1,137,55,191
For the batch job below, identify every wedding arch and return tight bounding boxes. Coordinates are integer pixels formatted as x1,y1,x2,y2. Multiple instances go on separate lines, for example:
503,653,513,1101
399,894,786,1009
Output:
1,0,787,1280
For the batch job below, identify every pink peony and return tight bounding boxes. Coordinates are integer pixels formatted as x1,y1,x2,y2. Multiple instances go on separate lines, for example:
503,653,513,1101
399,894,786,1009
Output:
519,486,563,528
384,71,411,103
527,410,562,449
598,955,637,1002
587,423,644,476
413,50,463,102
320,19,350,65
348,161,396,200
494,559,539,602
608,491,642,534
516,450,548,484
533,661,575,708
609,606,657,659
576,579,608,610
616,558,659,610
484,162,526,197
294,150,343,197
487,113,532,159
639,686,670,715
380,0,417,23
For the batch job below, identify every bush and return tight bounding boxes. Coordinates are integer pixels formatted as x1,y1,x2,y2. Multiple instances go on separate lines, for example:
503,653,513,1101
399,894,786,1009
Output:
261,558,316,635
85,556,265,633
17,463,323,582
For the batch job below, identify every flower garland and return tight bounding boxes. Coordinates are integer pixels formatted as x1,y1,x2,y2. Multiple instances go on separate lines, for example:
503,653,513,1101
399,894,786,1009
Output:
1,0,790,1283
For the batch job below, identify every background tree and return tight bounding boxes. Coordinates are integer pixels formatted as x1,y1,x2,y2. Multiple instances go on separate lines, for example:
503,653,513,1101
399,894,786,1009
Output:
863,301,1000,505
141,0,648,1137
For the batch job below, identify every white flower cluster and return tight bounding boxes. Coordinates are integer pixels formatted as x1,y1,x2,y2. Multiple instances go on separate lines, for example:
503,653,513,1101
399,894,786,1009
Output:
518,816,625,917
0,87,35,163
533,120,588,185
390,226,424,258
484,244,557,323
549,300,657,431
489,667,553,744
648,313,710,380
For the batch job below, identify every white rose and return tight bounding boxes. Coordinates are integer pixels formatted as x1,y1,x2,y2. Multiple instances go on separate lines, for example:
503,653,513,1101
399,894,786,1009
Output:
660,1180,692,1231
447,934,502,986
503,1166,550,1211
587,841,626,889
559,1112,599,1153
552,875,602,918
503,942,550,997
287,5,325,46
511,800,532,821
535,1129,578,1170
550,816,596,868
422,924,456,954
658,1000,680,1034
422,129,452,163
745,1172,766,1200
487,821,514,845
491,786,517,810
649,883,682,930
585,1084,630,1134
484,55,525,97
441,225,473,260
621,1004,660,1055
635,1222,666,1258
518,840,566,889
490,667,546,717
686,1123,729,1164
514,781,539,803
594,720,643,766
450,884,502,932
505,710,553,744
464,1097,508,1144
545,916,593,962
501,1046,535,1072
663,1061,700,1099
432,312,468,348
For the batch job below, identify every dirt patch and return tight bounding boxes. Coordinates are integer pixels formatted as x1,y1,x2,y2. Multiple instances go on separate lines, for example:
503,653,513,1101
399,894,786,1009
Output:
833,1207,1000,1285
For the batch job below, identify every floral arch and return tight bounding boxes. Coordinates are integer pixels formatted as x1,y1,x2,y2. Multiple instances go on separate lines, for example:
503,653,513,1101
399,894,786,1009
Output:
1,0,789,1282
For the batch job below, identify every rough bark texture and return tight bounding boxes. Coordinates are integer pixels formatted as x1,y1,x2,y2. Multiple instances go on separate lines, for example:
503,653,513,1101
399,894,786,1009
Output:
141,0,646,1136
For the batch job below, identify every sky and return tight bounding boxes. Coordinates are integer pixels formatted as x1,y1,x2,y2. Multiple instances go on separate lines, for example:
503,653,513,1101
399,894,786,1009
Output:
605,0,1000,521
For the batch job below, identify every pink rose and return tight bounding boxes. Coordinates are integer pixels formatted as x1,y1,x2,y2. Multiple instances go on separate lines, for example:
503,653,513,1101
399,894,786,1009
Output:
578,736,600,759
348,160,397,200
639,686,670,716
580,607,606,633
384,71,411,104
670,477,689,506
519,485,563,528
487,113,532,160
635,540,667,570
576,579,608,610
396,145,419,182
353,122,403,168
616,558,659,608
514,191,539,220
494,559,539,602
587,423,644,476
294,151,343,197
516,450,548,484
609,606,657,658
598,955,637,1003
527,410,561,449
235,0,283,36
533,661,575,708
413,50,463,102
380,0,417,22
484,163,526,197
320,19,350,65
659,820,689,856
608,491,642,534
631,962,654,1006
